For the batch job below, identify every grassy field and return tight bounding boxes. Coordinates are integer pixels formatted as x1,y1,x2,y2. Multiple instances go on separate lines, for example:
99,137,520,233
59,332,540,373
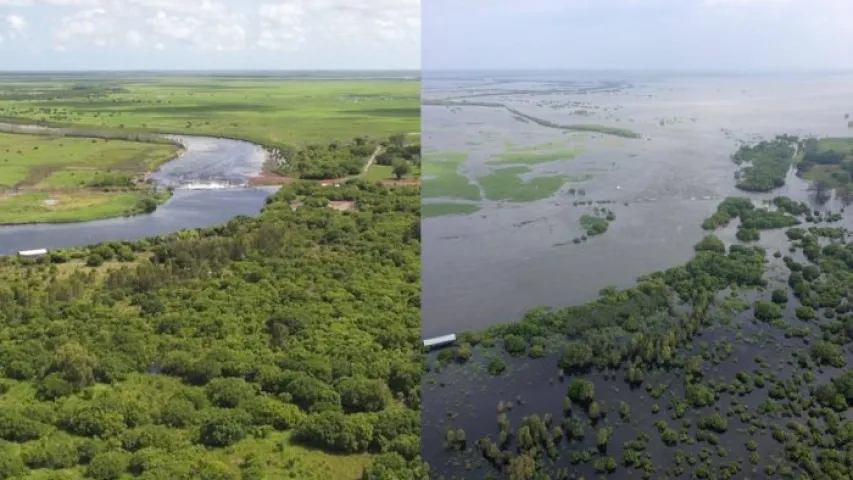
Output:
0,191,152,224
422,202,481,218
364,164,420,182
0,77,420,147
422,152,481,200
0,132,178,189
478,166,566,202
0,132,177,224
487,147,580,166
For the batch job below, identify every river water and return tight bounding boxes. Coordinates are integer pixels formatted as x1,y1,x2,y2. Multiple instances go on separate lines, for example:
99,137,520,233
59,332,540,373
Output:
0,132,275,254
422,72,853,338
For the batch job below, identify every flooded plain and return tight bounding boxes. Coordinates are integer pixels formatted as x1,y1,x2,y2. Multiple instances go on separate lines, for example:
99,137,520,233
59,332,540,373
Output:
422,72,853,338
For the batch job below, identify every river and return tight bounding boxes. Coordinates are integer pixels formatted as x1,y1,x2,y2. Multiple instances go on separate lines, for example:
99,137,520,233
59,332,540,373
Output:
421,72,853,338
0,132,276,255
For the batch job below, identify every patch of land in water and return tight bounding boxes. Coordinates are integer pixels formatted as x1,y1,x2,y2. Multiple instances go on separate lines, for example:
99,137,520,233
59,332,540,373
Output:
422,152,481,201
479,167,567,202
0,131,179,224
487,147,581,166
423,202,482,218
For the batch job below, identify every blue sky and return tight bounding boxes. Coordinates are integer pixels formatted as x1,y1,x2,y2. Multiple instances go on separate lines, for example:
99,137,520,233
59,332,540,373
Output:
424,0,853,71
0,0,419,70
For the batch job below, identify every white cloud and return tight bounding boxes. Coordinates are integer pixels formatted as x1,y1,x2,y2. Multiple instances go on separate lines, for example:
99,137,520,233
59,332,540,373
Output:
125,30,142,45
256,0,419,51
0,0,421,66
5,14,27,33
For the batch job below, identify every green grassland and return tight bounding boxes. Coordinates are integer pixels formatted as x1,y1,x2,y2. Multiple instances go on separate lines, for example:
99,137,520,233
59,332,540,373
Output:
0,191,156,225
0,78,420,147
364,164,420,182
0,132,178,224
0,132,178,189
422,152,481,200
487,147,580,166
422,202,481,218
478,166,567,202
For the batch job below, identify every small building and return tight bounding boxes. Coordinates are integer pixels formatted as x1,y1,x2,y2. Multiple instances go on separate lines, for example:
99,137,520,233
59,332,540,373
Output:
18,248,48,257
423,334,457,350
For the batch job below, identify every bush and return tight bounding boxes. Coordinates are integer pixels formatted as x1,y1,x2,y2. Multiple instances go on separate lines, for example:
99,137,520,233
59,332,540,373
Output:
293,411,374,453
0,447,25,479
198,409,250,447
244,397,306,430
503,334,527,356
753,301,782,322
771,289,788,304
86,451,130,480
86,254,105,267
205,377,256,408
336,376,392,413
694,235,726,253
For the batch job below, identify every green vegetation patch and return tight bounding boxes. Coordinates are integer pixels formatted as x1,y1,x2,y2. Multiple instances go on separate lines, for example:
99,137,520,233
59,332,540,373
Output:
0,190,166,225
422,202,481,218
580,210,615,237
0,132,178,189
422,152,481,201
702,196,799,242
732,135,798,192
478,166,565,202
487,148,580,166
796,137,853,201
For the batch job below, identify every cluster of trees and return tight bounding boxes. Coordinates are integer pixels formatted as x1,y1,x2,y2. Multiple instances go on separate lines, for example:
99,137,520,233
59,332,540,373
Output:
702,196,800,242
0,180,424,479
732,136,798,192
375,134,420,179
274,138,379,179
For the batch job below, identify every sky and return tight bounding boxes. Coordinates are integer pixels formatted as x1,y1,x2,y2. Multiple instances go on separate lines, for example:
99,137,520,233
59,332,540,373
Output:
0,0,419,70
424,0,853,71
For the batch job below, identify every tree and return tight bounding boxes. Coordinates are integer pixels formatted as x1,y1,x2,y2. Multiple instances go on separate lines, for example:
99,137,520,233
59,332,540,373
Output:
559,342,593,371
336,376,392,413
507,453,536,480
389,134,406,148
392,161,410,180
205,378,256,408
51,342,97,389
567,379,595,405
86,452,130,480
198,409,250,447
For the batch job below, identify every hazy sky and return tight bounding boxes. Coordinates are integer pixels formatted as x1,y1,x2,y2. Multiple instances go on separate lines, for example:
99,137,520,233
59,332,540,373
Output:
424,0,853,71
0,0,419,70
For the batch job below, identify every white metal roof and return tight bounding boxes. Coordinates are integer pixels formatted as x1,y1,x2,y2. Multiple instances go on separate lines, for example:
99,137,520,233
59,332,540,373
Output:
423,334,457,348
18,249,48,256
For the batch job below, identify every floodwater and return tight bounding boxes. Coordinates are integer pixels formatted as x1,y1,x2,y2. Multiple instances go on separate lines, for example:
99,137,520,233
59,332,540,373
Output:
422,72,853,338
0,133,275,254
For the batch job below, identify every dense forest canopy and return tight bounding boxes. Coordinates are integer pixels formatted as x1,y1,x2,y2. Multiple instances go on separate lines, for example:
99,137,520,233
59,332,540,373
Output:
0,181,424,479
